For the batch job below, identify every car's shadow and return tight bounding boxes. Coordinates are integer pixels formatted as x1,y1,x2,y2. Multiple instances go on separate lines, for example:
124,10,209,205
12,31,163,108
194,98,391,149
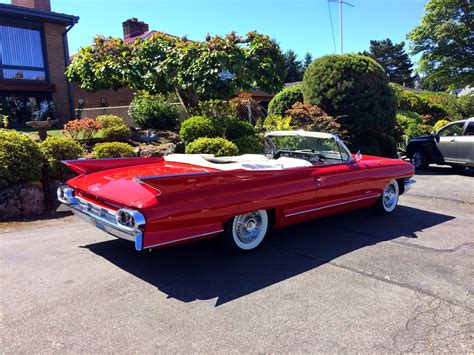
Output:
84,206,454,306
415,165,474,177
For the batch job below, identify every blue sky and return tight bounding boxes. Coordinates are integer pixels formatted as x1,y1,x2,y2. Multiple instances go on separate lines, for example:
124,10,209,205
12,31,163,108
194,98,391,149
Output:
5,0,428,60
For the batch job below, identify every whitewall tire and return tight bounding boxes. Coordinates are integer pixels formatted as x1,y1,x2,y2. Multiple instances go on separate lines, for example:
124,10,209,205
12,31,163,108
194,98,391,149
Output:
223,210,269,251
374,180,399,214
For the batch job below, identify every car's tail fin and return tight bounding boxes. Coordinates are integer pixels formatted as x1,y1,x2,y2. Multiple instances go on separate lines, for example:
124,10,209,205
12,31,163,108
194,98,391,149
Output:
135,170,275,199
63,157,164,175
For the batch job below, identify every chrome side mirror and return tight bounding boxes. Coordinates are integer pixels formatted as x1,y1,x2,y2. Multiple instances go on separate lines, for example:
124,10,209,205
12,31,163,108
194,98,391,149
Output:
430,131,437,136
355,150,363,161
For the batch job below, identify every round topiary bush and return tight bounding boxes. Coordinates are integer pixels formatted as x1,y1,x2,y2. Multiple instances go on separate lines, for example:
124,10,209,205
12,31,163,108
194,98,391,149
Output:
129,93,179,130
93,142,136,158
233,135,264,154
268,84,304,117
99,125,131,141
185,137,238,157
0,129,43,188
179,116,223,144
96,115,126,128
96,114,131,141
225,118,256,140
303,54,396,136
39,136,84,180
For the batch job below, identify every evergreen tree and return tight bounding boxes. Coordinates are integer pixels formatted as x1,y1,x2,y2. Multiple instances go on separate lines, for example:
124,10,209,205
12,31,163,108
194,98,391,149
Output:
303,52,313,70
284,50,303,83
362,39,415,87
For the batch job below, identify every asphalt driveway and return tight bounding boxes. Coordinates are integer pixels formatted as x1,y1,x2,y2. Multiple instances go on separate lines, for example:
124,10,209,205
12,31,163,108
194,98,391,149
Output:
1,166,473,352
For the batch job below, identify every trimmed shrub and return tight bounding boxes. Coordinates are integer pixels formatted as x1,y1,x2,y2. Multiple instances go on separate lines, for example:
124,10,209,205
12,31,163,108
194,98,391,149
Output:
179,116,223,144
0,129,43,188
129,93,179,130
396,111,433,139
99,125,131,141
433,119,450,131
303,54,396,136
96,114,131,141
268,84,304,117
390,83,448,121
233,135,264,154
375,134,397,158
185,137,238,157
39,136,83,180
225,118,256,140
93,142,136,158
96,115,126,128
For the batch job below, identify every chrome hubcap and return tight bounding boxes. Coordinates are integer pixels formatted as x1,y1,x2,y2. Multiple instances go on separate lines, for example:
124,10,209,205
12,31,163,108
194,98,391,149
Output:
235,212,262,244
383,184,397,209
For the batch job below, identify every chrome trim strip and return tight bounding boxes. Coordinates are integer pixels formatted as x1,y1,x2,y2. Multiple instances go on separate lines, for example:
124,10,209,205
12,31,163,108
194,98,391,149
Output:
285,193,381,217
143,230,224,249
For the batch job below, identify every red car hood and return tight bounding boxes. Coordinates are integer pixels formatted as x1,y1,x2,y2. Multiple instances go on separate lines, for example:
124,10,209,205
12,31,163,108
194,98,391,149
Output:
67,161,215,209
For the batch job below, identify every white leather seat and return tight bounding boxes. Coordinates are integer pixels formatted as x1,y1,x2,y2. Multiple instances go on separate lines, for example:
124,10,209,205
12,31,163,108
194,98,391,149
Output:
164,154,312,171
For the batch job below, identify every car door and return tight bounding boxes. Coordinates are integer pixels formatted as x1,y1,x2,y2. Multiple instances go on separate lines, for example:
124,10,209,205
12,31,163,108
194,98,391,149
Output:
456,121,474,166
312,141,367,212
436,122,465,163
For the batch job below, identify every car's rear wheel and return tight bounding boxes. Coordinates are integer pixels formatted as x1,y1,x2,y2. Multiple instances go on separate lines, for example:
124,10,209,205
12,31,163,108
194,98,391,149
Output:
373,179,399,214
411,150,428,169
222,210,269,251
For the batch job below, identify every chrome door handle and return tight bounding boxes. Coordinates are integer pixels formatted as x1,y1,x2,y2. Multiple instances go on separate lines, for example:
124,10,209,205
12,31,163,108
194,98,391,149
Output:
315,177,325,186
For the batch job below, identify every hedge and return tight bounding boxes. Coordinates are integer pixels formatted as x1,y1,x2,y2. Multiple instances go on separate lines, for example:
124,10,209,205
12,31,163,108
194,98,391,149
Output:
185,137,238,157
0,130,43,188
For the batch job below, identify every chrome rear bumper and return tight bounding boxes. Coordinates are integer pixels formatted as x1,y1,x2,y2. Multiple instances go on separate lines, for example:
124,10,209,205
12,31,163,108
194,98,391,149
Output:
57,187,145,251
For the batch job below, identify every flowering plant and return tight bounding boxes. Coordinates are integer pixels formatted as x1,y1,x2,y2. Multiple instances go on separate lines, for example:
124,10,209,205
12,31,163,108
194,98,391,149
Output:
63,118,102,140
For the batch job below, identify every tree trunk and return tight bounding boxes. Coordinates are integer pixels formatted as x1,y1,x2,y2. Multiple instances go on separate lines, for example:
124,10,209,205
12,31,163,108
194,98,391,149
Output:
175,87,190,118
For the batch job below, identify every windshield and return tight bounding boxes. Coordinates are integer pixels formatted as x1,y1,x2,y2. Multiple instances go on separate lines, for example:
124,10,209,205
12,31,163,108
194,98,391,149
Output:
265,134,352,164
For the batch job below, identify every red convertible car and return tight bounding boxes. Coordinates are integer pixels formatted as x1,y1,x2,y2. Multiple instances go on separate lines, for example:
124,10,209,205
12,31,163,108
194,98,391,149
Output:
58,131,415,252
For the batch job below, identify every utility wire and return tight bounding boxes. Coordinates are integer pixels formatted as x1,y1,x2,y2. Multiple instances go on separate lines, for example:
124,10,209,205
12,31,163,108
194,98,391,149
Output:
327,0,337,53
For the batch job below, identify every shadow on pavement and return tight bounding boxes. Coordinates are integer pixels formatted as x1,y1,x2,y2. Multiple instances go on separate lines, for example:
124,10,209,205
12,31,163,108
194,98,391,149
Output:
85,205,454,306
415,165,474,177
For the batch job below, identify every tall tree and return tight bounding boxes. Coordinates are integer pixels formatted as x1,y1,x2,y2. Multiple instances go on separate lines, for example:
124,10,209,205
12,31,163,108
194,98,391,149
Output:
361,39,415,87
66,32,286,115
284,50,303,83
303,52,313,70
407,0,473,90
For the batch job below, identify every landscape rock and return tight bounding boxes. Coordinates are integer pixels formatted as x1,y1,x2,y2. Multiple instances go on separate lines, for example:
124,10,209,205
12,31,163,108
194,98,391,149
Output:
137,142,182,157
0,182,45,220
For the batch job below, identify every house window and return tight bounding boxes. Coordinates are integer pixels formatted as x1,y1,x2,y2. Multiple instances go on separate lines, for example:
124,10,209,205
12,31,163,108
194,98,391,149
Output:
0,23,47,81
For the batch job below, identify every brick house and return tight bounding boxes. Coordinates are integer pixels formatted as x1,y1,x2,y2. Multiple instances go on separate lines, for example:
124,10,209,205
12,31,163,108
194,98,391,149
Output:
73,18,274,117
0,0,78,124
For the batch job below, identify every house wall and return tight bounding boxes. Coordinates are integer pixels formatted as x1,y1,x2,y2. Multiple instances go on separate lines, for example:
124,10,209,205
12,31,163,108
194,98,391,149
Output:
43,22,71,123
72,84,134,108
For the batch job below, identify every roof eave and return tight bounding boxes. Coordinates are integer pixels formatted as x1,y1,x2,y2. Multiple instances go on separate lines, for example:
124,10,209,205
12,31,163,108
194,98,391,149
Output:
0,3,79,26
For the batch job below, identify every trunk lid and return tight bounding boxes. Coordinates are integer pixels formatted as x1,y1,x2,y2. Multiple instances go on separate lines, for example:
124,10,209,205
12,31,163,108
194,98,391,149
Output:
67,160,216,209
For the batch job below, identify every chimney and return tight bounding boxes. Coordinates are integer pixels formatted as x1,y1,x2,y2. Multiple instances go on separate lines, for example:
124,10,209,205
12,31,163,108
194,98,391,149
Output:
11,0,51,11
122,18,149,39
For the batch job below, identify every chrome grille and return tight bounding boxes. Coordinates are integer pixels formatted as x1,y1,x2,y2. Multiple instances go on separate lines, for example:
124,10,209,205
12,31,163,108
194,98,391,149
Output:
76,197,116,224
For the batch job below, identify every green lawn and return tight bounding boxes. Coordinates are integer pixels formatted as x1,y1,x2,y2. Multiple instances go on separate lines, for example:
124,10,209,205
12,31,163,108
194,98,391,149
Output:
16,127,65,139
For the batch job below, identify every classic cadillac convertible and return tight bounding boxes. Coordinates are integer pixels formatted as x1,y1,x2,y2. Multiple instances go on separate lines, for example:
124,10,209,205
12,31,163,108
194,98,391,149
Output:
58,131,415,252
